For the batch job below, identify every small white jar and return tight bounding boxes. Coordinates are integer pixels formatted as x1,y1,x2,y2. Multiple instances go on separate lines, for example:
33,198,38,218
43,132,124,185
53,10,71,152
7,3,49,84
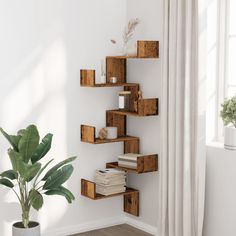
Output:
106,127,118,139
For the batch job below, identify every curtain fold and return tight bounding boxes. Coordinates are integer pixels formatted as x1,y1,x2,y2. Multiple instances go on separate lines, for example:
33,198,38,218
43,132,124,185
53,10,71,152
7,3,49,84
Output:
159,0,206,236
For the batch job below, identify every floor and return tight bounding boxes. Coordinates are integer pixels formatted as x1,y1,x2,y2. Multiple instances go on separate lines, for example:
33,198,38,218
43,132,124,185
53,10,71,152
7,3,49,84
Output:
69,224,152,236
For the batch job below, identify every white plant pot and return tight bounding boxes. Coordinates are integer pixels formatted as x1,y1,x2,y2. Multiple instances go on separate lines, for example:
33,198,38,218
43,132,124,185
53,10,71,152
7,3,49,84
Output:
13,222,40,236
224,126,236,150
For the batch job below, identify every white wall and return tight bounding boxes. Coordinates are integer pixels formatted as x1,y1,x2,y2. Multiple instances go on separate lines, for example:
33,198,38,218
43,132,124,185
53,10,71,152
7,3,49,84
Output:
126,0,163,232
0,1,127,235
203,145,236,236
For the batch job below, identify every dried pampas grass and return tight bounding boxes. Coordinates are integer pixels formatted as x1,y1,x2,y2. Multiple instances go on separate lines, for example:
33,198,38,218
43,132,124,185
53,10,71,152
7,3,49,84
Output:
123,18,140,44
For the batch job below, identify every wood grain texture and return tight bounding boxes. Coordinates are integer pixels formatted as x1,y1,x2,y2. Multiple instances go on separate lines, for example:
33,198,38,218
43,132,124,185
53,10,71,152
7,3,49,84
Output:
80,70,95,86
69,224,153,236
80,82,139,88
95,136,139,144
124,84,140,112
106,57,126,83
137,41,159,58
106,111,126,136
137,98,158,116
106,154,158,174
81,125,95,143
124,139,140,154
124,191,139,216
81,179,96,199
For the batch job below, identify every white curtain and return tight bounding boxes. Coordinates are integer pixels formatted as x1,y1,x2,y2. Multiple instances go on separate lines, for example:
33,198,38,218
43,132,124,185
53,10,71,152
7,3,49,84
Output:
159,0,206,236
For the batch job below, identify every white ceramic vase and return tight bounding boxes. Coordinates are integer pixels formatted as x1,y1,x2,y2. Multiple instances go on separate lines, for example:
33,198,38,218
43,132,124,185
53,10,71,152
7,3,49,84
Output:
106,127,118,139
224,126,236,150
12,222,40,236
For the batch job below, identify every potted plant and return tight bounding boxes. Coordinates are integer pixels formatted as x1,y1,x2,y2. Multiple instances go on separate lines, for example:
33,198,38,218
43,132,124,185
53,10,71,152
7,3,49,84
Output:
0,125,77,236
220,96,236,150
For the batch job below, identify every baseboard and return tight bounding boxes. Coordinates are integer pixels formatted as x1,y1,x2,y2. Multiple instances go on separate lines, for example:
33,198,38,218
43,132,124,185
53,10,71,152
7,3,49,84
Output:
42,215,158,236
125,216,158,235
42,216,125,236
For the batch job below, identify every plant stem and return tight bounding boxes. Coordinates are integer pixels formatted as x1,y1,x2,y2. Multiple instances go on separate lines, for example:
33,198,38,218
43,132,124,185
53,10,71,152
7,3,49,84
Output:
22,207,30,228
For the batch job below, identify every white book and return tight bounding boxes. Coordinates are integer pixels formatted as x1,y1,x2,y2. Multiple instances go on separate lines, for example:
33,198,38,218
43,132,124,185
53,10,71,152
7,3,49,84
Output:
118,153,143,161
95,168,126,177
95,178,126,186
118,161,137,169
96,186,126,196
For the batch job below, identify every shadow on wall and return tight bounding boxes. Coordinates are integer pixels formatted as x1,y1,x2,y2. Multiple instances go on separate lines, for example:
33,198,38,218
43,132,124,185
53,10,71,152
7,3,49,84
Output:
0,31,72,235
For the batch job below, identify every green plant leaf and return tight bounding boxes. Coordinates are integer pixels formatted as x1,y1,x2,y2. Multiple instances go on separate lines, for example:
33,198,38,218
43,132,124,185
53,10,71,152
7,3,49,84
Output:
29,189,43,210
8,149,23,172
44,186,75,203
43,165,74,190
18,125,40,163
58,186,75,201
34,159,54,186
0,128,20,151
0,170,18,180
17,129,26,137
18,162,41,182
42,156,76,181
31,133,53,164
0,178,14,188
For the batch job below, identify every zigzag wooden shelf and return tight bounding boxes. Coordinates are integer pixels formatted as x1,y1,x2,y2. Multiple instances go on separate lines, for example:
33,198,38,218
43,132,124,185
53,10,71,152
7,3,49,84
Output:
80,40,159,217
106,154,158,174
81,179,139,216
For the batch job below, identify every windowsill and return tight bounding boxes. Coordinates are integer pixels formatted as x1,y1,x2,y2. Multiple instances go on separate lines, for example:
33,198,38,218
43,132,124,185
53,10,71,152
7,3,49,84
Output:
206,141,224,149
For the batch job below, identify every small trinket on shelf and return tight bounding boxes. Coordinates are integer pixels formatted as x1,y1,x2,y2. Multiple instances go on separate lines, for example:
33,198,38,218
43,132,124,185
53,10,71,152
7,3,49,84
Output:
109,76,117,84
134,91,143,112
98,128,107,139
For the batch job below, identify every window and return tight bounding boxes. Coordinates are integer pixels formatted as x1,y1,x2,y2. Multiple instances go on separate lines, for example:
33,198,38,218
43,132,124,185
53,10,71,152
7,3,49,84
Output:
206,0,236,142
225,0,236,98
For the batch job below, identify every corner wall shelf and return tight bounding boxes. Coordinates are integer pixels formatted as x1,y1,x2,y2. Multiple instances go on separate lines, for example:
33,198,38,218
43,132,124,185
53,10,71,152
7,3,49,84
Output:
80,40,159,217
81,179,139,216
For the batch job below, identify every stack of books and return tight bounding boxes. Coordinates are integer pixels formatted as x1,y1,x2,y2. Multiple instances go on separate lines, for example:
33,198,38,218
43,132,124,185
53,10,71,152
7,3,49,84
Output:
95,168,126,196
118,153,143,169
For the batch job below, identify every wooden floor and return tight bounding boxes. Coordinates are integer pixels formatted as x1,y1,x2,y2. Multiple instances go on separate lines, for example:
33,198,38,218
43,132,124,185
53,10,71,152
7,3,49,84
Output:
69,224,153,236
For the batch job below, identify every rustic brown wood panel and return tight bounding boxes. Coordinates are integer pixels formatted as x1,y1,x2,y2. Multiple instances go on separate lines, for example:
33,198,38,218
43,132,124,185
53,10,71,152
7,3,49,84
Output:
82,82,139,88
81,179,96,199
137,154,158,173
137,98,158,116
124,84,140,112
137,41,159,58
95,136,138,144
124,139,140,154
80,70,95,86
106,58,126,84
124,191,139,216
81,125,96,143
106,154,158,174
106,111,126,136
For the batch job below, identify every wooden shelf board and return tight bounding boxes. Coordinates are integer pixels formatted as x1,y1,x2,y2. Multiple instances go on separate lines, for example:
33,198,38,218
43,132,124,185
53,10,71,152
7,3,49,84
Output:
94,187,138,200
107,109,158,117
106,55,158,59
81,83,139,88
106,162,139,173
94,136,139,144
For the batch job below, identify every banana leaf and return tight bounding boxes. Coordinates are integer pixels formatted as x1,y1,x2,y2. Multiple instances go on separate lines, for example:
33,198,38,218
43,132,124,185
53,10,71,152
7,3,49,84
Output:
0,170,18,180
0,178,14,188
42,156,76,181
31,133,53,164
0,128,21,151
18,125,40,163
29,189,43,210
43,165,73,190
